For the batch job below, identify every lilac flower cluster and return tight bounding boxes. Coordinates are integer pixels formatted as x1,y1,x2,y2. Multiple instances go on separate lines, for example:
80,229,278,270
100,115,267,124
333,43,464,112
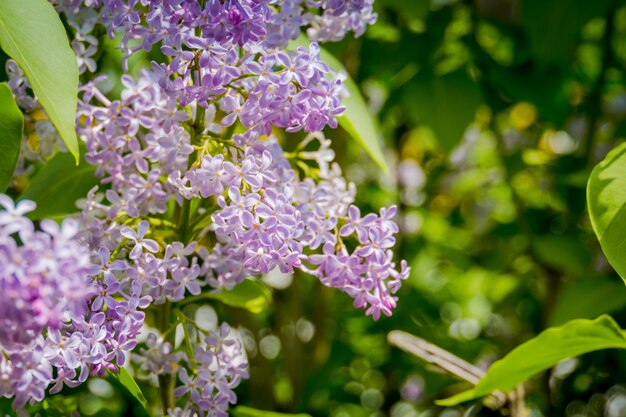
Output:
70,70,407,415
2,0,405,414
171,323,248,417
0,196,145,409
0,196,92,352
53,0,377,55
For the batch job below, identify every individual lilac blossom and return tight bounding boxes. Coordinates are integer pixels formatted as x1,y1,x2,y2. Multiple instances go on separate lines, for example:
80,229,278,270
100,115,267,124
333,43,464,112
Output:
121,220,160,260
0,194,36,236
340,205,377,243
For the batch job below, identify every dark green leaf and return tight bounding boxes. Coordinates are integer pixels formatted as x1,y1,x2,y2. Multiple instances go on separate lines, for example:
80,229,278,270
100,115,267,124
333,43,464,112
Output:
587,142,626,283
403,69,482,152
232,406,311,417
530,235,590,276
0,0,79,161
0,82,22,192
20,152,99,219
208,279,272,313
437,315,626,406
107,368,149,411
550,276,626,326
487,66,570,125
384,0,430,21
522,0,614,68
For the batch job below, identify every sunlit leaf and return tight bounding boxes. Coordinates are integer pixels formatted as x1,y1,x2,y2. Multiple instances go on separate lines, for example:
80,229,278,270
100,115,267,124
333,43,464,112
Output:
0,0,79,162
108,368,149,411
437,315,626,406
20,152,99,219
207,279,272,313
588,142,626,283
0,82,22,192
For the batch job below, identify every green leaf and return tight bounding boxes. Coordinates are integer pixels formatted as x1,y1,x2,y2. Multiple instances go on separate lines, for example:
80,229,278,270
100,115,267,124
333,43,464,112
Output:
0,82,23,192
523,0,615,69
530,235,590,277
403,69,482,152
437,315,626,406
550,276,626,326
587,142,626,283
207,279,272,313
232,406,311,417
0,0,79,162
107,368,149,411
486,66,570,125
20,152,99,220
289,36,388,172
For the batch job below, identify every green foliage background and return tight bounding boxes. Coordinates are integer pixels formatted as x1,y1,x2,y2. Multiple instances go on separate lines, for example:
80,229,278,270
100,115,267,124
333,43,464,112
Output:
6,0,626,416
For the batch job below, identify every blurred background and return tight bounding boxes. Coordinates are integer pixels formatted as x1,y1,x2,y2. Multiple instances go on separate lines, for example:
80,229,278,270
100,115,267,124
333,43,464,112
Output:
236,0,626,415
7,0,626,416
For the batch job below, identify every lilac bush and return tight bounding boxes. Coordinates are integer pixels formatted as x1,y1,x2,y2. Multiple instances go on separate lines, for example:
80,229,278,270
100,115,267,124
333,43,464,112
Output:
1,0,408,415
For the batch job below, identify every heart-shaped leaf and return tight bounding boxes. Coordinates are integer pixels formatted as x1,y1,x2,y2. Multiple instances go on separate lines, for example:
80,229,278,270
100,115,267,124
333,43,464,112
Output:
587,142,626,282
0,0,79,162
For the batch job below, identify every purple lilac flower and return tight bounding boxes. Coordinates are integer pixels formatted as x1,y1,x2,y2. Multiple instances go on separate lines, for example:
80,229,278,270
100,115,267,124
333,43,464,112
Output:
0,1,409,413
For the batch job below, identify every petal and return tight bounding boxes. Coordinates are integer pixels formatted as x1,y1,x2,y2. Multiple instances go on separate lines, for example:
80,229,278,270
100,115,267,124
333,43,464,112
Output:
142,239,160,253
129,244,143,260
137,220,150,238
16,199,36,214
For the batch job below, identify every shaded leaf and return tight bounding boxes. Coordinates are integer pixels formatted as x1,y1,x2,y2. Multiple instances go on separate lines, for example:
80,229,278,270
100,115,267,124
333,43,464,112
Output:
0,82,22,192
530,235,590,276
233,406,311,417
437,315,626,406
403,69,482,152
550,276,626,326
587,142,626,283
0,0,79,161
20,152,99,219
487,65,570,125
523,0,615,68
107,368,149,412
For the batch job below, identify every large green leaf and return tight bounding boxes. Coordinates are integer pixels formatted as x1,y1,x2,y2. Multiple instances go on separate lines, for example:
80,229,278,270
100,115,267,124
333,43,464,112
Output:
0,82,22,192
587,142,626,282
207,279,272,313
233,406,311,417
522,0,615,69
289,37,388,172
0,0,79,162
107,368,149,412
20,152,99,219
437,315,626,406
